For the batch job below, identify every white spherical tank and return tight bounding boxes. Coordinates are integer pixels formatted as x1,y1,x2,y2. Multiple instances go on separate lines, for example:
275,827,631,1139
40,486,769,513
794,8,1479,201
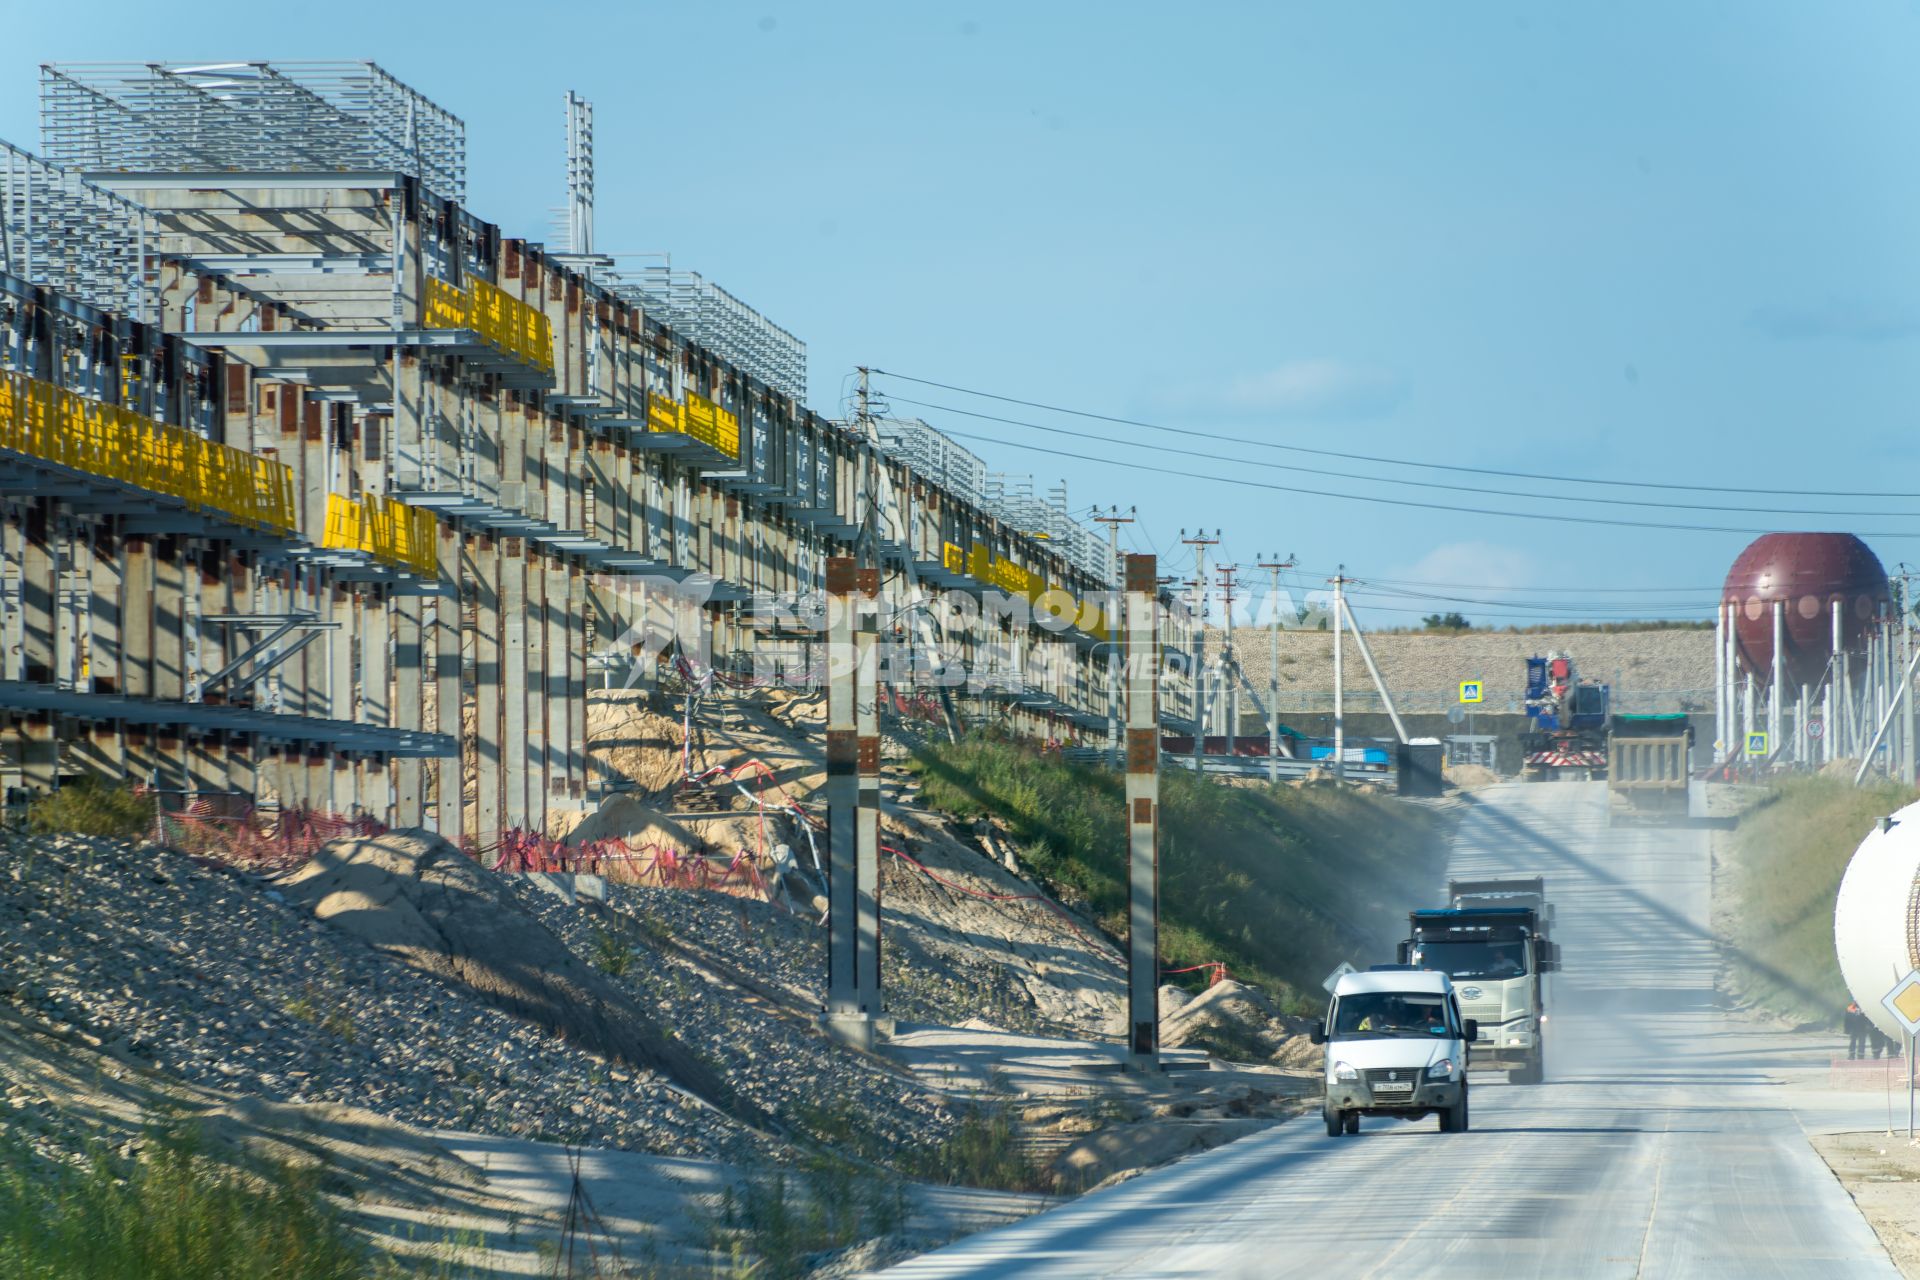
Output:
1835,799,1920,1042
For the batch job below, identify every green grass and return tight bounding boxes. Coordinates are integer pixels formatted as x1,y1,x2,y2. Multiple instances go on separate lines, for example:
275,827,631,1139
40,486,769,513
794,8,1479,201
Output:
0,1123,370,1280
25,779,152,841
1725,776,1920,1027
908,733,1445,1012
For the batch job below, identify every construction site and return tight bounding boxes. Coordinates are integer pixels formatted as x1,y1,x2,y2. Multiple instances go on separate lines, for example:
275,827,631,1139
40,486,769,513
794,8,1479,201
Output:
0,61,1221,840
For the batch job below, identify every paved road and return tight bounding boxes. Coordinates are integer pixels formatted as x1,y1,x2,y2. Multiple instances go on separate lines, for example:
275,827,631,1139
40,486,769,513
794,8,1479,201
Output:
882,782,1898,1278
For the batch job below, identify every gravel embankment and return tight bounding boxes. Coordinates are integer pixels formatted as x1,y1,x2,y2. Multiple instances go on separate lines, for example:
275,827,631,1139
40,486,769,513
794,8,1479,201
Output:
0,833,957,1160
0,835,723,1153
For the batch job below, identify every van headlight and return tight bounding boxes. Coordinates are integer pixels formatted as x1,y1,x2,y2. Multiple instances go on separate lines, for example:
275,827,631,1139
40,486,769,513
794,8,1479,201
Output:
1426,1059,1455,1079
1332,1062,1359,1081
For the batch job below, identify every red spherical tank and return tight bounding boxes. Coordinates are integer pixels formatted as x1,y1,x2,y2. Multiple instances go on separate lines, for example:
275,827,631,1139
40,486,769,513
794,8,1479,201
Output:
1722,533,1889,687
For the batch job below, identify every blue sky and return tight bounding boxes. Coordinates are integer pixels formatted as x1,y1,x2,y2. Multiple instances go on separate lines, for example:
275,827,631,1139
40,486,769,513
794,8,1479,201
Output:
7,2,1919,627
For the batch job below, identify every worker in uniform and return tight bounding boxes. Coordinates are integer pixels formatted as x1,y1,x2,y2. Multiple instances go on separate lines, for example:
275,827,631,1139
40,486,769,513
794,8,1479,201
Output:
1845,1001,1870,1060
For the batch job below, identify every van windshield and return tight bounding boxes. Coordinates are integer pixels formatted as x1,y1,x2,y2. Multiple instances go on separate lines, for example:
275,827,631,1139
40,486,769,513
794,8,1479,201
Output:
1331,992,1456,1040
1413,940,1529,981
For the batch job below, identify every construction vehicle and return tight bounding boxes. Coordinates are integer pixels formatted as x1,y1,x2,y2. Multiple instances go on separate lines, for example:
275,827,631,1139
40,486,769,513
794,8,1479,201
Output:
1522,652,1610,780
1606,714,1695,822
1399,877,1558,1083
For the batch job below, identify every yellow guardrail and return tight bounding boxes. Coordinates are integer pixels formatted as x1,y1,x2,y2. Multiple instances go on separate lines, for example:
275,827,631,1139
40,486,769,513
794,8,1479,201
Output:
423,276,555,375
644,390,740,460
684,391,741,459
951,539,1107,639
0,369,298,535
322,492,437,576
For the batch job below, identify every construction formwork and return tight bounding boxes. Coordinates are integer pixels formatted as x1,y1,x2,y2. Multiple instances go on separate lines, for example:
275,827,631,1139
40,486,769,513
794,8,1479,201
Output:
1,58,1178,845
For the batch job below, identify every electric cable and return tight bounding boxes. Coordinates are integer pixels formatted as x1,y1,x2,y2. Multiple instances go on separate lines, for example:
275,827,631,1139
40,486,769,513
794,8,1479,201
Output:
872,368,1920,499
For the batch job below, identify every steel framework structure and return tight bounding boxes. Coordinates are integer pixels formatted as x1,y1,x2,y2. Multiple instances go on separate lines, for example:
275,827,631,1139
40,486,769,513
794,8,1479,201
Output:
0,139,148,317
40,61,467,203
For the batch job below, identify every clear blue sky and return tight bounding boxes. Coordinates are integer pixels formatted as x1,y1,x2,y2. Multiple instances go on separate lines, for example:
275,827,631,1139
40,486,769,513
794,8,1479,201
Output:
8,2,1919,627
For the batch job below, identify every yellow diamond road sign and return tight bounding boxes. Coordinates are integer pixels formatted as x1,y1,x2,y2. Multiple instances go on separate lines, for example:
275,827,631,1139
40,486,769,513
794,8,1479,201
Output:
1459,681,1483,705
1883,971,1920,1036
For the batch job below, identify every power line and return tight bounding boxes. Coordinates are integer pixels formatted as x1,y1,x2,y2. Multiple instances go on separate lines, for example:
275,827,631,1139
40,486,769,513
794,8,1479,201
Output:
885,394,1920,519
928,425,1920,539
872,368,1920,500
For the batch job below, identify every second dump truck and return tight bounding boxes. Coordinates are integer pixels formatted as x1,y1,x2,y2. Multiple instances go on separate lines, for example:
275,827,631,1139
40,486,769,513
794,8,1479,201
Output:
1400,877,1558,1083
1606,713,1695,822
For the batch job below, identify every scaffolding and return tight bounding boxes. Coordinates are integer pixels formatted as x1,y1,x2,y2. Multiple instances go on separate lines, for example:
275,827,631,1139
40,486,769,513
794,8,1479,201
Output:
0,139,148,317
600,263,806,401
40,61,467,203
874,417,988,507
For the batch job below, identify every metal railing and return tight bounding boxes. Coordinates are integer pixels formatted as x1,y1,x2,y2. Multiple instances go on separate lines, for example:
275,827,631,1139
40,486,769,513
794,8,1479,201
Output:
423,275,554,374
322,491,437,575
0,368,297,534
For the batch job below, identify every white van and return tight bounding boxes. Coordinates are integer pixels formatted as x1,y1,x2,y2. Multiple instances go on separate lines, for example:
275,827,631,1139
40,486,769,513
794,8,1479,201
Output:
1310,968,1476,1136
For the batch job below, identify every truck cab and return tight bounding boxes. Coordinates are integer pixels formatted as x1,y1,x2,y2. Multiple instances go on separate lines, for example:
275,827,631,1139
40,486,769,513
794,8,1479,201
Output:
1312,969,1475,1136
1401,881,1558,1083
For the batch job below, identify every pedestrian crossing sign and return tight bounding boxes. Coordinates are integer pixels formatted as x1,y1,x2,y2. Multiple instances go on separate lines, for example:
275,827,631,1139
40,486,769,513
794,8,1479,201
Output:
1884,970,1920,1036
1459,681,1483,704
1745,731,1768,757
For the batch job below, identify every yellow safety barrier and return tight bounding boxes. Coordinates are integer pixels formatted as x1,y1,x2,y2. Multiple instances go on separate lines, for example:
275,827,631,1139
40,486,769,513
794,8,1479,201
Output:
0,369,298,535
947,537,1107,639
642,390,740,460
684,391,741,459
322,491,437,576
422,275,555,375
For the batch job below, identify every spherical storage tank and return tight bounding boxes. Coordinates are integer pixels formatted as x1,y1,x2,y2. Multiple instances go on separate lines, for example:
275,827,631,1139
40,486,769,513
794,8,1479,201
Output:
1835,799,1920,1042
1723,533,1889,688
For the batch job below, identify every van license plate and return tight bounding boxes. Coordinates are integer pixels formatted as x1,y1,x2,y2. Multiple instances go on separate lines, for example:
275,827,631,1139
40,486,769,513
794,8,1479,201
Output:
1372,1081,1413,1095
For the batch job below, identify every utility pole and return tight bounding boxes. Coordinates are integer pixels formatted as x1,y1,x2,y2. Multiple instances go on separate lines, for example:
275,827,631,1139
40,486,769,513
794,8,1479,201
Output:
1256,554,1297,784
1216,563,1240,745
1331,568,1347,785
1094,507,1136,768
1122,553,1161,1071
1181,529,1218,774
855,366,877,571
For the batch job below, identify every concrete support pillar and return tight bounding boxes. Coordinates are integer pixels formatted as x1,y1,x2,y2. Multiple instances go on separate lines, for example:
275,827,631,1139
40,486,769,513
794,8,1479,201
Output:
394,585,426,827
433,522,463,837
568,565,588,802
526,555,551,816
473,537,502,843
502,539,530,833
20,499,55,687
329,585,355,814
153,538,187,792
1123,553,1161,1069
361,589,392,821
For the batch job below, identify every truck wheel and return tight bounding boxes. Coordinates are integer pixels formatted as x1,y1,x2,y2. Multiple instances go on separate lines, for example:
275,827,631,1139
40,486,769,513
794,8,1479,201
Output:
1440,1092,1469,1133
1325,1109,1345,1137
1511,1055,1543,1085
1344,1111,1360,1135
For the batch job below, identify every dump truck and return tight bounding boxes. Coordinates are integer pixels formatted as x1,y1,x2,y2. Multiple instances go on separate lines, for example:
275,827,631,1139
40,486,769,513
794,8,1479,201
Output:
1606,714,1694,822
1399,877,1558,1083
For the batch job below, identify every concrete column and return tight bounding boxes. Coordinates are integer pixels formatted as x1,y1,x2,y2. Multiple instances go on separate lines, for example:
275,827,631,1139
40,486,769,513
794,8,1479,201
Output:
472,536,502,843
394,585,426,826
1124,552,1161,1069
153,538,188,792
21,499,55,686
545,557,569,812
327,585,355,813
501,538,529,833
569,563,588,801
361,588,392,822
524,548,549,823
433,521,463,837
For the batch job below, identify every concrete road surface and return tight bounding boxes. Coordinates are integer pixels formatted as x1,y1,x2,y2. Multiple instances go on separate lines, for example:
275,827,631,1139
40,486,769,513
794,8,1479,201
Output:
880,781,1898,1279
